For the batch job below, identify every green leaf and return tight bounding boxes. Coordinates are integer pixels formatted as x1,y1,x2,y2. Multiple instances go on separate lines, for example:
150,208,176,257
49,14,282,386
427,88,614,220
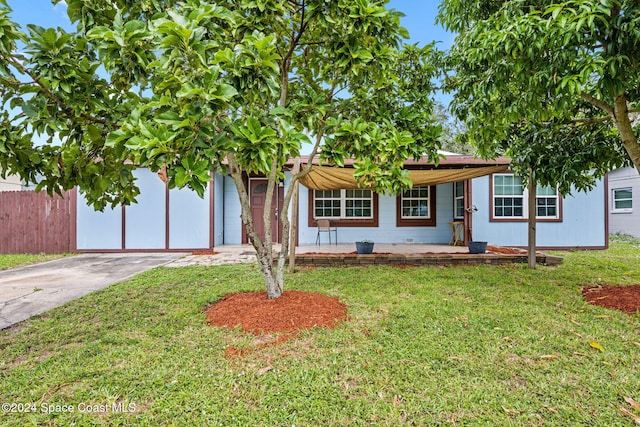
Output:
29,153,42,165
355,49,373,61
213,84,238,100
21,103,38,118
87,125,102,142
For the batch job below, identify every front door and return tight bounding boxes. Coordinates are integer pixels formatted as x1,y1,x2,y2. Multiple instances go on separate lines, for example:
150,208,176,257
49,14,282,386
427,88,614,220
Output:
249,179,283,243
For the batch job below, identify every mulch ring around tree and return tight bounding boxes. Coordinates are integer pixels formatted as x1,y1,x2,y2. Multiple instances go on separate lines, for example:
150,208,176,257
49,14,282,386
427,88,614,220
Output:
205,290,348,357
582,285,640,315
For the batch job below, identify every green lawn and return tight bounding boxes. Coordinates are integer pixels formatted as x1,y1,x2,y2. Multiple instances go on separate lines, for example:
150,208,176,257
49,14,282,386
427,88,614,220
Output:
1,239,639,426
0,254,70,271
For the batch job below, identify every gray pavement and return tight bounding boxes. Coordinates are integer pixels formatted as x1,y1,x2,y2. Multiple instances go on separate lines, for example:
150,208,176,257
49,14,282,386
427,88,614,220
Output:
0,253,183,330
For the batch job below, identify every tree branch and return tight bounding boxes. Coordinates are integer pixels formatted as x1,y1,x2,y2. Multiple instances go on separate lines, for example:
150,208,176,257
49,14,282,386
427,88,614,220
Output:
227,152,265,255
1,52,110,127
279,0,307,107
571,116,611,124
581,92,614,118
297,121,326,179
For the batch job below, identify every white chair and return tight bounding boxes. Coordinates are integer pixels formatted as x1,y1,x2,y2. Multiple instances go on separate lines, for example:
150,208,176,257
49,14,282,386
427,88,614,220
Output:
315,219,337,245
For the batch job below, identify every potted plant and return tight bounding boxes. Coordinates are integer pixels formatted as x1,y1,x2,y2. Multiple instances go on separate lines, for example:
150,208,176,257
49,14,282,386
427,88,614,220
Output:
355,240,375,254
468,241,488,254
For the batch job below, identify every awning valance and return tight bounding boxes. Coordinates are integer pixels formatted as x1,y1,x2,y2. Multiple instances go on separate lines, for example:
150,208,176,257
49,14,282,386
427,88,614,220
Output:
298,164,510,190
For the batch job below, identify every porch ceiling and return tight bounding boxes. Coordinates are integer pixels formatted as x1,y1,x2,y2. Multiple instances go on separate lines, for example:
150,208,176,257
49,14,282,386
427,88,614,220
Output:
298,164,510,190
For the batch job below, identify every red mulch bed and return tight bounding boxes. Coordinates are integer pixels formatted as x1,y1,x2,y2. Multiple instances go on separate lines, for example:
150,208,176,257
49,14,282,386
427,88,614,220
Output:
582,285,640,314
486,245,529,255
192,250,219,255
205,290,347,335
206,290,348,358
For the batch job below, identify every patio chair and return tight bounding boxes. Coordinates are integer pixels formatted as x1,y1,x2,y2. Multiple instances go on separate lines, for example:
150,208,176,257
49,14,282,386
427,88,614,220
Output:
315,219,337,245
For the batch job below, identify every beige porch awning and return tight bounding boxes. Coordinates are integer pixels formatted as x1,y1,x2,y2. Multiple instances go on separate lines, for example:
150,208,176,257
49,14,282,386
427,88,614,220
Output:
298,164,510,190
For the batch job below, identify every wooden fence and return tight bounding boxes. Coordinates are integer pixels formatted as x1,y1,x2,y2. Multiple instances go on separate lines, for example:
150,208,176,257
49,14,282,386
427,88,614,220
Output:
0,190,75,254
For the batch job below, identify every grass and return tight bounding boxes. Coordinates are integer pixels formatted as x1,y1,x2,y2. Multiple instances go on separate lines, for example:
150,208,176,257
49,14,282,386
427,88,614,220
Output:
1,241,639,426
0,253,70,271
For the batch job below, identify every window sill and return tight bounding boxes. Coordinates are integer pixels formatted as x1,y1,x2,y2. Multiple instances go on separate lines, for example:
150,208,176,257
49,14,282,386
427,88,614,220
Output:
490,217,562,223
311,218,378,227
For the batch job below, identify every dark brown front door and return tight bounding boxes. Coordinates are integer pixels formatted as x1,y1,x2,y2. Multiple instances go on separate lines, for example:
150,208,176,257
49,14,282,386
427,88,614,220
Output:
249,179,283,243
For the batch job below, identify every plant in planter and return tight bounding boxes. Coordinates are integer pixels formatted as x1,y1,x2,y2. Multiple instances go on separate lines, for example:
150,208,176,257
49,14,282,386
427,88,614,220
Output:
468,241,488,254
355,240,375,254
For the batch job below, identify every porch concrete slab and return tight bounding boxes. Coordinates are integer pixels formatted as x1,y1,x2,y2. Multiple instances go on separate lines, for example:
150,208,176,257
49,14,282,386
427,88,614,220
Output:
296,243,470,254
163,243,561,268
165,243,469,267
0,253,183,330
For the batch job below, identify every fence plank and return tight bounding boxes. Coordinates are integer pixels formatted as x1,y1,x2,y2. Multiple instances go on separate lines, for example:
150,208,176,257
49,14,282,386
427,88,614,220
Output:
0,190,73,254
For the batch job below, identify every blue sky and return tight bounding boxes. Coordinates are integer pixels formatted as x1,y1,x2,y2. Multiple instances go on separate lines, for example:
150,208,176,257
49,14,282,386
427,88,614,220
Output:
7,0,453,50
6,1,453,149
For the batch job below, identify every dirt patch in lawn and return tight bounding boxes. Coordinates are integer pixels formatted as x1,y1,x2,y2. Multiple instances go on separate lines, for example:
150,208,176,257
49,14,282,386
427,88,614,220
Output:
582,285,640,314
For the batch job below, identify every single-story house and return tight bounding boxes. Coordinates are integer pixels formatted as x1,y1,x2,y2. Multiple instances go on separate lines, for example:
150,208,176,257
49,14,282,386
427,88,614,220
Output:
608,166,640,238
75,154,609,251
0,173,24,191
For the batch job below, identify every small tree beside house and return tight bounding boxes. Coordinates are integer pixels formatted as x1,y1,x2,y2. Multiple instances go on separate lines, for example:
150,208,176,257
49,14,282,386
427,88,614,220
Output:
0,0,441,299
437,0,639,193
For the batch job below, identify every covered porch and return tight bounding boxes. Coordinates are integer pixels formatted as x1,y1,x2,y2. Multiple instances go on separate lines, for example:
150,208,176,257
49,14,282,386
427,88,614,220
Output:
288,155,511,247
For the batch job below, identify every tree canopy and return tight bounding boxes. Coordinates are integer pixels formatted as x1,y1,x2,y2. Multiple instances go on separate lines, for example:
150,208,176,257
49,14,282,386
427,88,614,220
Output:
0,0,440,207
438,0,639,194
0,0,441,298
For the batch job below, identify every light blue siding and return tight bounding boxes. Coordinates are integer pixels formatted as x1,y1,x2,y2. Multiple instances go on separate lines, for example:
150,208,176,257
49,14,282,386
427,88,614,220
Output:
125,169,166,249
77,167,607,250
223,176,243,244
169,185,210,249
76,168,214,250
608,167,640,238
76,195,122,250
213,173,225,246
470,175,606,247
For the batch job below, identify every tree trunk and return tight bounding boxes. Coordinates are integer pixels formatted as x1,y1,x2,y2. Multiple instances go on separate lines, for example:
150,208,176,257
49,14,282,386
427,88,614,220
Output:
527,173,536,269
613,95,640,175
225,129,323,300
227,155,283,299
255,245,282,299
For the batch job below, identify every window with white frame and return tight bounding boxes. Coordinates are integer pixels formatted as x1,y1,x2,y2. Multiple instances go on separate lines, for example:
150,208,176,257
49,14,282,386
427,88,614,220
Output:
612,188,633,213
454,181,464,219
314,189,373,219
401,187,430,219
493,174,524,218
492,174,560,220
536,186,558,218
314,190,341,218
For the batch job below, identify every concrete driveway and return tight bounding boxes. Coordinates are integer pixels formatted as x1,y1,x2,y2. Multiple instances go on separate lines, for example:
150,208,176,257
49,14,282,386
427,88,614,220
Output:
0,253,183,330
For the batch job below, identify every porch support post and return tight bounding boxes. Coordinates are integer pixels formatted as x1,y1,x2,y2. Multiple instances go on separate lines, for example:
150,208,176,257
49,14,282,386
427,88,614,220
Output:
288,158,301,272
528,172,537,269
